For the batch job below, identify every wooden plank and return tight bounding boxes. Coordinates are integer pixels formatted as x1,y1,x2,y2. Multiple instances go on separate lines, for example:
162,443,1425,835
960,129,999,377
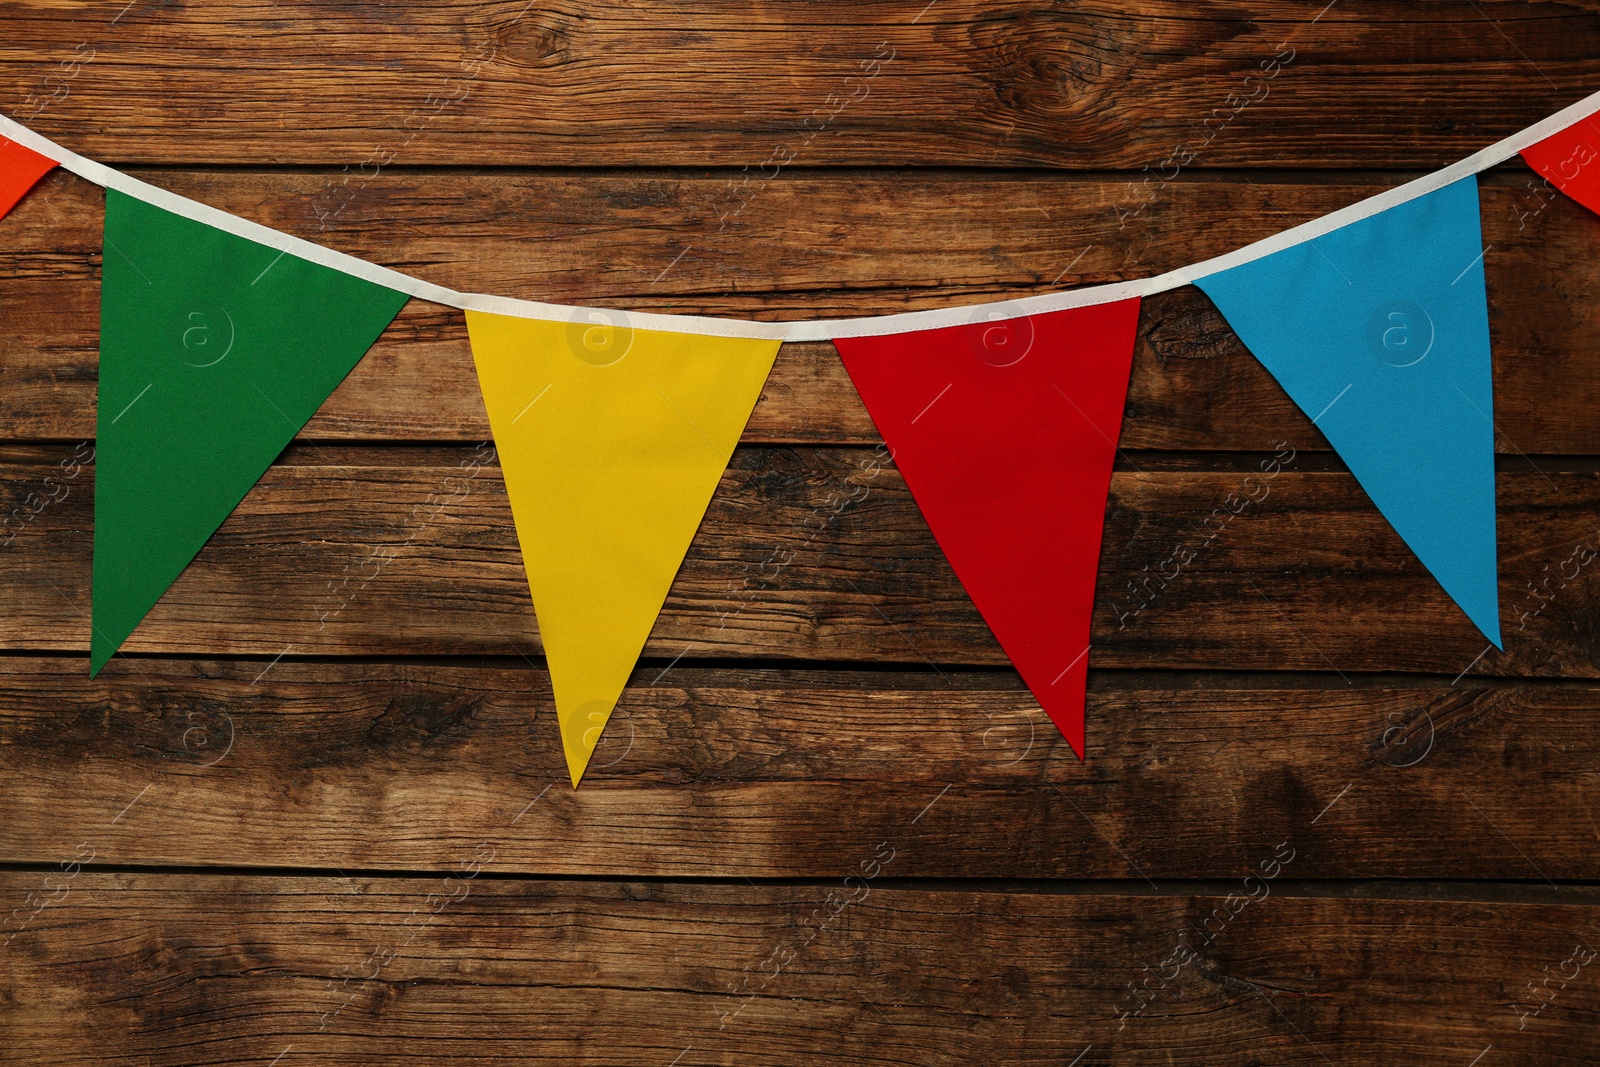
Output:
3,169,1597,451
3,873,1597,1064
1,656,1597,879
1,447,1595,673
3,1,1599,168
6,4,1593,1058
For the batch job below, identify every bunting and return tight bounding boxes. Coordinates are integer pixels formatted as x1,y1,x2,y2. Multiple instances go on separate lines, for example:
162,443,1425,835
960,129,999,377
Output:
0,134,56,220
1195,177,1501,646
834,300,1141,756
0,92,1595,776
465,311,780,786
92,189,409,672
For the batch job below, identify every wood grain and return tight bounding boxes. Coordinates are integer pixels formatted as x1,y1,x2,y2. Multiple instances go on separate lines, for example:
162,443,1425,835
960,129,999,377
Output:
3,873,1598,1065
3,1,1600,168
3,169,1598,451
2,448,1594,673
0,657,1596,879
4,2,1600,1059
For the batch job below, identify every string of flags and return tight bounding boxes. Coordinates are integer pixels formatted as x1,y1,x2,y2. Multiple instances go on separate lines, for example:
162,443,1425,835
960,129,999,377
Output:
2,91,1600,786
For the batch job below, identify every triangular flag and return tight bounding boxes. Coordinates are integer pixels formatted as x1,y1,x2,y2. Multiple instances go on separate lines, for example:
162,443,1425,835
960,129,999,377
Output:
1195,176,1501,646
834,299,1141,757
0,135,58,220
465,311,780,786
93,189,408,672
1521,110,1600,216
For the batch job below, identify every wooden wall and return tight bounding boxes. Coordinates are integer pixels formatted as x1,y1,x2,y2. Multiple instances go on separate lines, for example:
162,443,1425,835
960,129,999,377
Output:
3,2,1600,1063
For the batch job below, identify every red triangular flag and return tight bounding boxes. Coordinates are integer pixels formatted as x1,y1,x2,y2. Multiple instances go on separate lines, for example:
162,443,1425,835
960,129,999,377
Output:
834,299,1140,757
1521,111,1600,216
0,136,58,221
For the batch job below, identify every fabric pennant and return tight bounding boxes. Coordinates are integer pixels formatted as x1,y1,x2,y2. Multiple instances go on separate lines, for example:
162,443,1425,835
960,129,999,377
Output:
834,300,1141,757
0,135,58,220
93,188,409,673
1195,176,1501,647
465,311,780,787
1520,109,1600,216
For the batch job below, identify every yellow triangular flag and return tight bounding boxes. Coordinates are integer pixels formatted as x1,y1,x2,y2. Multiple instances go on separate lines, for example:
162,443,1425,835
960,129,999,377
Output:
466,311,781,786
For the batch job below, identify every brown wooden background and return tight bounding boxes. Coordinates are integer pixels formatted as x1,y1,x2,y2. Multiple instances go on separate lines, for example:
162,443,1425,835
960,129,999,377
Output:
3,1,1600,1063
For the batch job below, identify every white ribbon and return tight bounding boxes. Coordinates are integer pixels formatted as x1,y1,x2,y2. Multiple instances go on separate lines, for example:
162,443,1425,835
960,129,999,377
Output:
4,87,1599,341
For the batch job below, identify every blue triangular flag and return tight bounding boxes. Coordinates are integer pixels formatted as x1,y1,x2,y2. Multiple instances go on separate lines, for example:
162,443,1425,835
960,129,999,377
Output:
1195,176,1501,647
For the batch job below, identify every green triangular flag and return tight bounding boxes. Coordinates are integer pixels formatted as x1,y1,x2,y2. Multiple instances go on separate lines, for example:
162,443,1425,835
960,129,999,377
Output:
92,189,409,673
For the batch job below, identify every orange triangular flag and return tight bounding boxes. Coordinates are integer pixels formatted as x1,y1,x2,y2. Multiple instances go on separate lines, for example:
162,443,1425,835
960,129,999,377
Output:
0,136,57,221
